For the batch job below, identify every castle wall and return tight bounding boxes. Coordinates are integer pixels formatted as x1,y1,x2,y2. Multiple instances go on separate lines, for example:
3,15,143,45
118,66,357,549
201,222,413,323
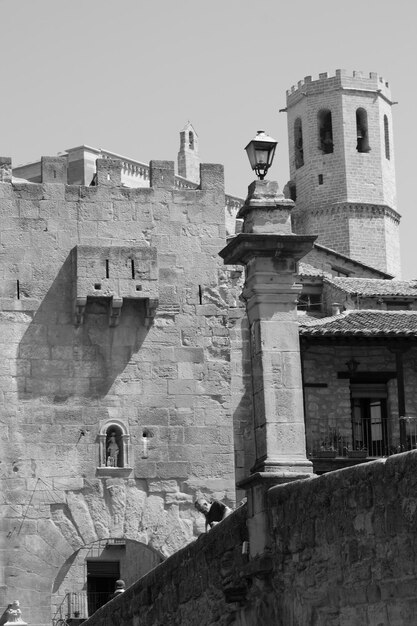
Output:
80,450,417,626
0,158,243,624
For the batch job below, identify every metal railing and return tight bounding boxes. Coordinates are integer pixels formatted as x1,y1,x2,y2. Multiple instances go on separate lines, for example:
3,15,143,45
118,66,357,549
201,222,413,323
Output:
53,591,114,624
310,418,417,459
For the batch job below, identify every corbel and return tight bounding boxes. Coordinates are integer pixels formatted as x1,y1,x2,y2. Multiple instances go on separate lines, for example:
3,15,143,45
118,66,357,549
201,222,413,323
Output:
109,297,123,327
144,298,159,327
74,297,87,325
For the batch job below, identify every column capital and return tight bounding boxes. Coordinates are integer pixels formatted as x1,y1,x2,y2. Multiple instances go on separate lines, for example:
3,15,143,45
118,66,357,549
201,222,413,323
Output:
219,233,317,267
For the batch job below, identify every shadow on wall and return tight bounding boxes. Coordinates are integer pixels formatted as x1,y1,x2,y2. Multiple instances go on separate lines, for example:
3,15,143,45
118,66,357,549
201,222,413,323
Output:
17,254,149,402
231,314,255,487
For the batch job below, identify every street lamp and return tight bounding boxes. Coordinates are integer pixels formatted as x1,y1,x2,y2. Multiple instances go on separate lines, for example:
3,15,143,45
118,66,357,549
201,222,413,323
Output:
244,130,278,180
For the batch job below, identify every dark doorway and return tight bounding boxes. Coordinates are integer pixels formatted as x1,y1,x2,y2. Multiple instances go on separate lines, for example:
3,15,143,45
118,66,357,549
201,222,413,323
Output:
352,397,388,456
86,560,120,616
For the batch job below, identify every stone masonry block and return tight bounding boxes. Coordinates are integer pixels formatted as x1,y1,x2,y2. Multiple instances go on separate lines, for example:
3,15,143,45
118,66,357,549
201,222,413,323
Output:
199,163,224,191
41,156,68,184
150,160,175,189
96,158,122,187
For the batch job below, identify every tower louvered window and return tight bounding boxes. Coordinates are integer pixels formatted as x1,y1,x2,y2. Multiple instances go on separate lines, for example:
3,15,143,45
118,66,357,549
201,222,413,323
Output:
384,115,390,160
294,118,304,168
318,109,333,154
356,108,370,153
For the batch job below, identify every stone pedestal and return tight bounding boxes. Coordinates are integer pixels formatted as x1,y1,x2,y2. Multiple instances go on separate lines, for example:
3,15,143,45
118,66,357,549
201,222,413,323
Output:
220,179,317,555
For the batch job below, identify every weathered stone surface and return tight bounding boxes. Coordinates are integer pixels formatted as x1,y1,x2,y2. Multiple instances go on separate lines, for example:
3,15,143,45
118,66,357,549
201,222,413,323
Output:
1,167,237,623
82,452,417,626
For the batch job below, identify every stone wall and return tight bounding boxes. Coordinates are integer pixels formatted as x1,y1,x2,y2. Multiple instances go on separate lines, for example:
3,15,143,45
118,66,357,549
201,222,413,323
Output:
81,451,417,625
267,451,417,625
0,158,243,624
80,503,249,626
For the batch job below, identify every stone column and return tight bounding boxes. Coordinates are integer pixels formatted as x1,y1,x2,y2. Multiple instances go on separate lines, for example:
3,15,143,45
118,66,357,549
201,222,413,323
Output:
220,179,316,555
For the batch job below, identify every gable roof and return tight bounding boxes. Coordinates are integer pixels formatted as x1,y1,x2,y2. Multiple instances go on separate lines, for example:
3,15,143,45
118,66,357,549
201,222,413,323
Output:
299,310,417,338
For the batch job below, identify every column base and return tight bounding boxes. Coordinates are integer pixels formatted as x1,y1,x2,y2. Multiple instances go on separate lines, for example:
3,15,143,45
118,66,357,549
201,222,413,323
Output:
250,456,314,476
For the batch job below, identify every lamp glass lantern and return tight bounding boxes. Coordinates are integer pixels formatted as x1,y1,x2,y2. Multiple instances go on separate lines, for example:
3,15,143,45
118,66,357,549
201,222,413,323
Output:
245,130,278,180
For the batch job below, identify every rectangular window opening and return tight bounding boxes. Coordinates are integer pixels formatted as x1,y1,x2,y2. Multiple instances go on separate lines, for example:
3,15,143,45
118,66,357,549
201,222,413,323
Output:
318,174,324,185
105,260,109,279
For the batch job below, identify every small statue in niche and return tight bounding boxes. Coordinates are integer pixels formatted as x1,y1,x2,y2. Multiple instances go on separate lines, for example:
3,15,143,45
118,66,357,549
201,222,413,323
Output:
106,432,119,467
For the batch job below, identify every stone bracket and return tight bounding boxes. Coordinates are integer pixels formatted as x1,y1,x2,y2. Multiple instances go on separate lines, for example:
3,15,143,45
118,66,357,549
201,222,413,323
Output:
74,295,159,327
74,297,87,325
144,298,159,327
109,297,123,327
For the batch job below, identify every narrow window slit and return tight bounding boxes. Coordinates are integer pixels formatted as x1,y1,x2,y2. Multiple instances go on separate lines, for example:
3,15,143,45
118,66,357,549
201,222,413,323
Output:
16,280,20,300
105,259,109,279
131,259,135,279
198,285,203,305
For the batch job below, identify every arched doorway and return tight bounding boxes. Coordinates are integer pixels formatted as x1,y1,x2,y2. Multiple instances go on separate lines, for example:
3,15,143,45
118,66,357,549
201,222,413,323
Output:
51,538,163,623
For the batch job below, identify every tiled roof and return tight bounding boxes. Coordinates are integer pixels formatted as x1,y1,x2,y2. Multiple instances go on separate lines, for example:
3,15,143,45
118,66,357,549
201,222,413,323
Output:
299,310,417,338
325,277,417,297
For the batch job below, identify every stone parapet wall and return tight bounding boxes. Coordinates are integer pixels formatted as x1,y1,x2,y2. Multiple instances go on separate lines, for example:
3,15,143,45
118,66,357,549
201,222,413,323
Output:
268,451,417,625
81,504,248,626
286,70,392,107
81,451,417,625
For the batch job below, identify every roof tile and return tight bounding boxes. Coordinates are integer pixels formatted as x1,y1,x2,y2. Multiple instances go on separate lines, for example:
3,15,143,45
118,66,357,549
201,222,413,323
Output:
299,310,417,338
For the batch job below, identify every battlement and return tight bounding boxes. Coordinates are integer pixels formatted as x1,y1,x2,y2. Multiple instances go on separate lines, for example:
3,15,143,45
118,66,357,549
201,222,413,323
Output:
4,156,222,193
286,69,392,106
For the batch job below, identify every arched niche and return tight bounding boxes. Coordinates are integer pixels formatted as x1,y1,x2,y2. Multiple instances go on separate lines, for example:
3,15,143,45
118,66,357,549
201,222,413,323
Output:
98,419,131,470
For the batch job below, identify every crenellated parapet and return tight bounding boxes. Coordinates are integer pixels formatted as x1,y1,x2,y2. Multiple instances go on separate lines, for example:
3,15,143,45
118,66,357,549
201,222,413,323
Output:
286,69,393,107
0,156,12,183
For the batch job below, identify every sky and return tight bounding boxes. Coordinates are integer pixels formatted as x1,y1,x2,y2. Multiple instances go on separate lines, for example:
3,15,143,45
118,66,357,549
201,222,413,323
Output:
1,0,416,278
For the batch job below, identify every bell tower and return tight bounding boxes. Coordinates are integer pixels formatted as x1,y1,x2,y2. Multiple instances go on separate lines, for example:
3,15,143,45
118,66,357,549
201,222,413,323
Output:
286,69,401,276
177,121,200,184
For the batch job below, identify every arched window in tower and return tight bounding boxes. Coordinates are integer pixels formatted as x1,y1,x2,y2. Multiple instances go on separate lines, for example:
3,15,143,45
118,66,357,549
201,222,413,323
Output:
356,108,370,153
189,131,194,150
294,118,304,168
384,115,390,160
318,109,334,154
